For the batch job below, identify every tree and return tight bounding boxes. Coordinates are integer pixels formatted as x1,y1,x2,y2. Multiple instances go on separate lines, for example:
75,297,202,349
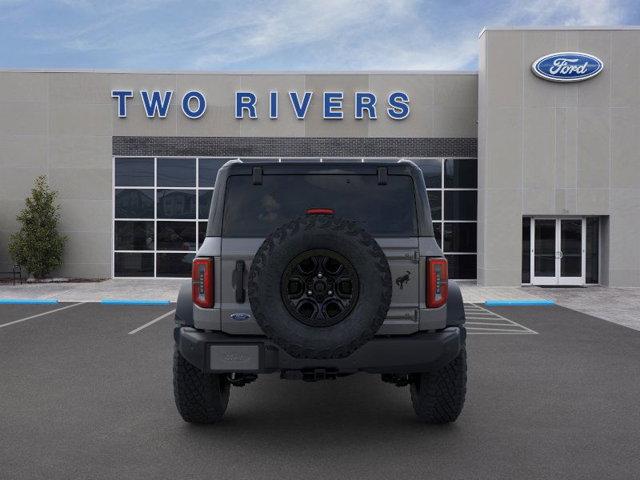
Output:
9,175,67,279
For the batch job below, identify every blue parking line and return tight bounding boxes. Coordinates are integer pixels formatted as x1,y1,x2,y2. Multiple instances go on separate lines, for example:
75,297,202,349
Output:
0,298,59,305
100,299,172,305
485,299,555,307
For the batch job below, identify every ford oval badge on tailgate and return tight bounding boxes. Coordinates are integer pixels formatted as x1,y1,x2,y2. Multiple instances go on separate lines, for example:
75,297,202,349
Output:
230,312,251,321
532,52,603,82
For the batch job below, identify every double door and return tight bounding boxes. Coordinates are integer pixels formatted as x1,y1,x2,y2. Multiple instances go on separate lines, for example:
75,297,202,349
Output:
531,218,585,286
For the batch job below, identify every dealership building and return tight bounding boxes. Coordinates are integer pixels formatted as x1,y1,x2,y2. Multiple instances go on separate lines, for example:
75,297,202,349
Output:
0,26,639,286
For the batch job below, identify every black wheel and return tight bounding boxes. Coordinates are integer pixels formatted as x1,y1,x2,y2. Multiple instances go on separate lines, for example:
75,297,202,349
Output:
248,215,392,359
410,341,467,424
173,347,230,424
281,249,359,327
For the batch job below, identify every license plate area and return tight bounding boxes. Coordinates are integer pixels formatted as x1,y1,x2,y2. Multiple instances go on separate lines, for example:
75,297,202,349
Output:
209,344,260,372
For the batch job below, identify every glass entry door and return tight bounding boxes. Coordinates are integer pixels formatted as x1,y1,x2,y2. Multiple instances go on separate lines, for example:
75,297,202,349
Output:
531,218,586,286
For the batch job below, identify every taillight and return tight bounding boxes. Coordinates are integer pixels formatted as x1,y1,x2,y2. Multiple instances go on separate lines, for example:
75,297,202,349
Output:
192,257,214,308
427,258,448,308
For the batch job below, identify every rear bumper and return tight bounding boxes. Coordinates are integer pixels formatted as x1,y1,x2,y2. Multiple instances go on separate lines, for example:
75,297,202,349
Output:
175,326,464,375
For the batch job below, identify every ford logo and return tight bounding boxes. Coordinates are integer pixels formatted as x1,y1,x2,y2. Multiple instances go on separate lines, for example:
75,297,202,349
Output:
532,52,603,83
230,313,251,321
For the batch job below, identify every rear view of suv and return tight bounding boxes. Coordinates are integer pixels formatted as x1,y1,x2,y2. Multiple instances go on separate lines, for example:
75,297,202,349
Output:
173,159,466,424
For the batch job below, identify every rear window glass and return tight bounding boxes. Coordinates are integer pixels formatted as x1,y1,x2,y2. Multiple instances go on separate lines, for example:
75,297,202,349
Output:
222,174,418,237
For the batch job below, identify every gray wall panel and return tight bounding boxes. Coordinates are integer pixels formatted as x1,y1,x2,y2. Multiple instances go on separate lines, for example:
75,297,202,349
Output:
479,28,640,286
0,70,477,278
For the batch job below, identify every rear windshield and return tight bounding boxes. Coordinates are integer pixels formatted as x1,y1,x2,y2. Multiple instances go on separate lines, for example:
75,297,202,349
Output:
222,174,418,237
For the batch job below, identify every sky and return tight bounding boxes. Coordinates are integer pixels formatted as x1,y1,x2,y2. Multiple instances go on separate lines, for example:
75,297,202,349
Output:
0,0,638,71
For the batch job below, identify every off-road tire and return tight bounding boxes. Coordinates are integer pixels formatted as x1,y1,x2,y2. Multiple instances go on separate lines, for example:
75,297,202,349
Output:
248,215,392,359
410,340,467,424
173,347,230,424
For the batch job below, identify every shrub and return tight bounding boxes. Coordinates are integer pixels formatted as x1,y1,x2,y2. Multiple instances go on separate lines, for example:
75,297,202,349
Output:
8,175,67,279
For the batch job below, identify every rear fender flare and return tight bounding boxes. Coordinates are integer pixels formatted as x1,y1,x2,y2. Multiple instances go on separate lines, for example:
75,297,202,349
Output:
446,280,465,327
175,280,194,328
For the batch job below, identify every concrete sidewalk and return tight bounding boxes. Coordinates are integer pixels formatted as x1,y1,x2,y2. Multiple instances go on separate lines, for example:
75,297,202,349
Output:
0,279,185,303
1,279,639,331
1,279,548,303
459,282,640,331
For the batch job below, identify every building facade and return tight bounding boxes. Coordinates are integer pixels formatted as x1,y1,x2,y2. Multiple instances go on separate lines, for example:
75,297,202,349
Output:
0,27,639,286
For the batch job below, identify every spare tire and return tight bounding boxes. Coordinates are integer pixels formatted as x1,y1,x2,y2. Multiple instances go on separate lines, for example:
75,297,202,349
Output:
248,215,392,359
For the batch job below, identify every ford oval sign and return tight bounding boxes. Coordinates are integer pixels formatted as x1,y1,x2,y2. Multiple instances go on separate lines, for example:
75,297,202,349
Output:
532,52,603,83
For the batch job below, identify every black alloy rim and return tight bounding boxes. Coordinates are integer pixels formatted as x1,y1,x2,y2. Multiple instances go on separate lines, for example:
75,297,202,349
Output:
280,249,359,327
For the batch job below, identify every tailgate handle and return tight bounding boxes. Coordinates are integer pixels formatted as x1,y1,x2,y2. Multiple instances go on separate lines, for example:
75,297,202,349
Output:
232,260,246,303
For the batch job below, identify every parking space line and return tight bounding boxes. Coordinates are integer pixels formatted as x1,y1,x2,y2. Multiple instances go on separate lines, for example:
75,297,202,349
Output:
0,303,83,329
128,309,175,335
464,303,539,335
473,303,538,334
466,326,534,332
467,330,538,335
466,321,520,326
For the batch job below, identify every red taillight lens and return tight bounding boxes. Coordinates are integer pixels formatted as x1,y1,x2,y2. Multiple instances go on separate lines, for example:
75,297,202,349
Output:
306,208,334,215
427,258,448,308
192,257,214,308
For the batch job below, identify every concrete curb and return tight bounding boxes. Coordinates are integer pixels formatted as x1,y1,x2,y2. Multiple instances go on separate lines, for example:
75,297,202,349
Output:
0,299,59,304
485,299,555,306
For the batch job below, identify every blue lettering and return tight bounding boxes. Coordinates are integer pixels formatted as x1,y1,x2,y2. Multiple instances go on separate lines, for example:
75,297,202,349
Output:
323,92,343,119
289,91,313,119
235,91,257,119
387,91,410,120
111,90,133,118
355,92,377,120
181,90,206,119
269,91,278,119
140,90,173,118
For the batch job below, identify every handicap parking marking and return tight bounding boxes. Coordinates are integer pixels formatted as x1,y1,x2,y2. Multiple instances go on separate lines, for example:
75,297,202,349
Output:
127,309,176,335
464,303,538,335
0,302,83,329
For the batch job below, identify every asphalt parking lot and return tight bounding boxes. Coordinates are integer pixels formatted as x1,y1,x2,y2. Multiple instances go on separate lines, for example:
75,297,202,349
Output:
1,302,639,480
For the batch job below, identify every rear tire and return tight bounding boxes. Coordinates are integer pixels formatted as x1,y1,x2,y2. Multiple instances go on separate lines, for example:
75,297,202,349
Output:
173,347,230,424
409,343,467,424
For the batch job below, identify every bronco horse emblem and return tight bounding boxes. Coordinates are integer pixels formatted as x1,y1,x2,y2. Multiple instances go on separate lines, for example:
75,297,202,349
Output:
395,271,411,290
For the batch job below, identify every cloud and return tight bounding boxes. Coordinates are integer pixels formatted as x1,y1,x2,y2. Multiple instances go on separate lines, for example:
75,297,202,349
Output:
187,0,629,70
3,0,634,70
508,0,624,26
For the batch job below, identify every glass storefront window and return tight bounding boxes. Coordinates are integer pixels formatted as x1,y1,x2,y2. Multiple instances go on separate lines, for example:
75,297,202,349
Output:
114,252,154,277
157,221,197,251
156,253,195,277
445,254,477,280
444,158,477,188
115,157,478,278
522,218,531,284
586,217,599,284
157,158,196,187
443,222,476,252
157,189,196,219
114,221,154,250
115,189,154,218
114,157,223,277
414,158,478,279
115,158,154,186
444,191,477,220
